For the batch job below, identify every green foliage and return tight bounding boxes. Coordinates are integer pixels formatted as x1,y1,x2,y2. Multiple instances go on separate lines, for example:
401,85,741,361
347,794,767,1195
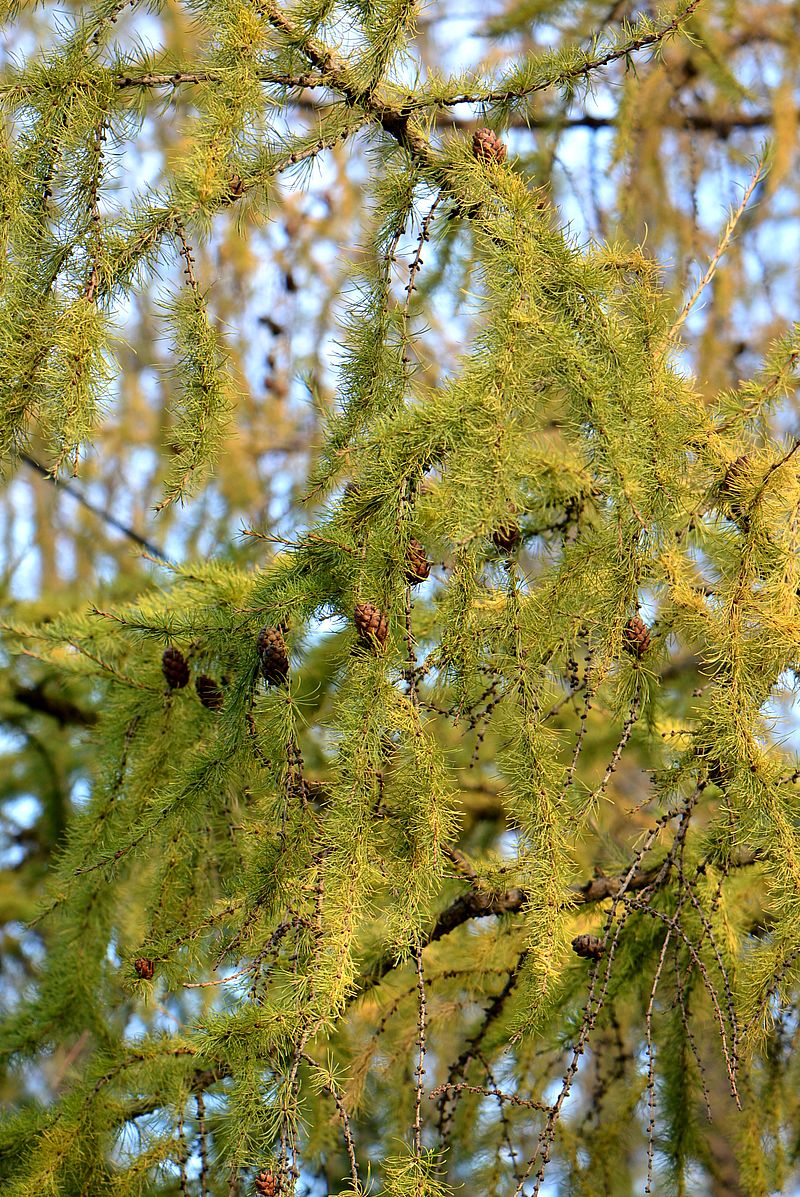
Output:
158,287,234,509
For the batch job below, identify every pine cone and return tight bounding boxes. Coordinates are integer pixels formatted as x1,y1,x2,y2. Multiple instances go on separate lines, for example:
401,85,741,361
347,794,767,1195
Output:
721,453,751,495
472,127,507,164
228,173,245,198
572,934,604,961
707,760,729,788
195,674,224,711
492,522,521,553
720,454,752,524
254,1171,278,1196
405,537,431,585
354,602,389,649
257,626,289,687
162,646,190,690
134,957,155,980
622,615,651,659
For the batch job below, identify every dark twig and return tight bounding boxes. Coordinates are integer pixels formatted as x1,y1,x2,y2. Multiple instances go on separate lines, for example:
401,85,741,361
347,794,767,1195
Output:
413,943,427,1158
20,453,172,564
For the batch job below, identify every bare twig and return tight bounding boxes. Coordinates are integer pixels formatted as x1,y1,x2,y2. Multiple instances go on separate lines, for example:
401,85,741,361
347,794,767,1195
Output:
413,943,427,1158
20,453,172,564
669,153,767,339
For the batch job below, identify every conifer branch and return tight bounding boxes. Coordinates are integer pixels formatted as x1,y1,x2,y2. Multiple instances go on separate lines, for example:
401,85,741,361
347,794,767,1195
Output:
113,68,327,89
750,438,800,506
405,0,705,110
110,76,773,135
249,0,436,165
357,849,758,998
643,906,678,1194
301,1053,361,1190
174,222,199,293
83,119,106,307
630,898,740,1105
430,1080,548,1114
669,152,767,340
512,800,698,1196
436,959,526,1146
716,335,800,433
413,942,427,1158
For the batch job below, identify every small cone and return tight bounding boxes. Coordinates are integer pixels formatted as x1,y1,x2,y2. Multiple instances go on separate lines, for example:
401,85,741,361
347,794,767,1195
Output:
405,537,431,585
254,1171,279,1196
572,934,604,961
196,674,224,711
354,602,389,649
720,453,752,524
257,626,289,686
472,127,507,164
134,957,155,980
492,522,521,553
622,615,651,659
721,454,751,495
707,760,729,788
162,646,190,690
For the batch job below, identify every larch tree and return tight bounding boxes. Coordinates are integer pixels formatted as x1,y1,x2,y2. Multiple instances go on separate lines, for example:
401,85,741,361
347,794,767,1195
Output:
1,0,800,1195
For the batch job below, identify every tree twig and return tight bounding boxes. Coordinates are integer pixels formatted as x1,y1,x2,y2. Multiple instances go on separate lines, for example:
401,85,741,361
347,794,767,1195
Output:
669,152,767,339
20,452,172,564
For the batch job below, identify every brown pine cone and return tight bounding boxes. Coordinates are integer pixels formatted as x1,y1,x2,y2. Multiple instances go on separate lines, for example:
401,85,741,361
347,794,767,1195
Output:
228,173,245,198
572,934,604,961
472,127,507,164
707,760,730,788
254,1171,278,1196
622,615,651,659
162,646,190,690
354,602,389,649
195,674,224,711
492,522,521,553
721,453,751,495
257,626,289,686
405,537,431,585
720,454,752,525
134,957,155,980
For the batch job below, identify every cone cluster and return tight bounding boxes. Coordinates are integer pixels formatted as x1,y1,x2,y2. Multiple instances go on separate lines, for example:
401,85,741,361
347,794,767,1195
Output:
572,934,604,961
405,537,431,585
196,674,224,710
162,646,189,690
472,127,507,164
134,957,155,980
258,626,289,686
354,602,388,649
622,615,651,659
255,1171,278,1196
